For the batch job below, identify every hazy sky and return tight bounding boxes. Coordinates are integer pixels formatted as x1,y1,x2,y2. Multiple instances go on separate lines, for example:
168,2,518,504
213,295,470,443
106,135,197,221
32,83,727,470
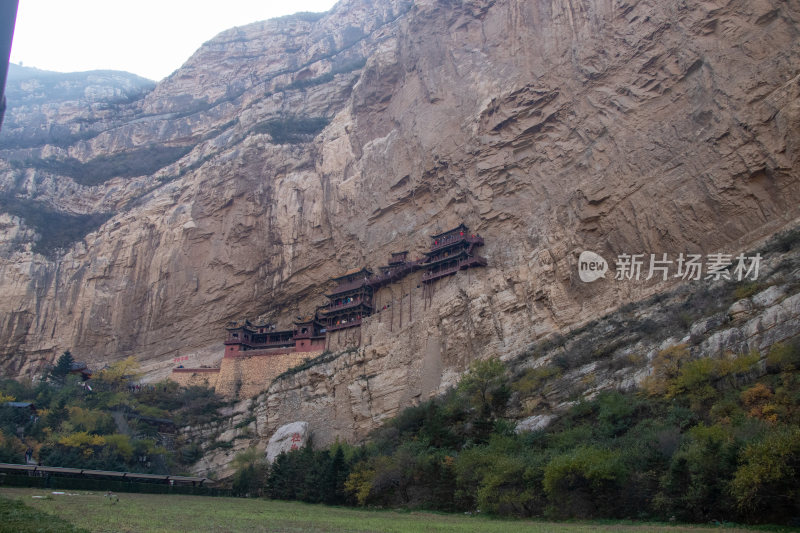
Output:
9,0,339,81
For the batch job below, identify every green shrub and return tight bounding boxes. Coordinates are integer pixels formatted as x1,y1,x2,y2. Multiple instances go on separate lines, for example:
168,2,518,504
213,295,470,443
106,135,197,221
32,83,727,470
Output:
665,352,761,412
207,440,233,451
644,343,692,396
0,430,26,463
272,445,352,505
512,365,562,396
252,116,330,144
594,391,640,438
279,58,366,93
457,358,510,420
454,435,545,515
474,452,538,516
730,425,800,522
178,442,202,464
733,281,765,300
656,424,738,521
760,228,800,254
766,341,800,372
543,446,627,518
234,415,256,429
231,448,269,497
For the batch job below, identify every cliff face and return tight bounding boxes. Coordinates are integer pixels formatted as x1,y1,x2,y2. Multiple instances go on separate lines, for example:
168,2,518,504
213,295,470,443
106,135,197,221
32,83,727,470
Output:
1,0,799,408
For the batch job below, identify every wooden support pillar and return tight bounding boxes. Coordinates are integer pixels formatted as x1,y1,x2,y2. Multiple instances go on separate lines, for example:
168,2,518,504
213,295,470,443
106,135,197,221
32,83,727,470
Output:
399,291,403,329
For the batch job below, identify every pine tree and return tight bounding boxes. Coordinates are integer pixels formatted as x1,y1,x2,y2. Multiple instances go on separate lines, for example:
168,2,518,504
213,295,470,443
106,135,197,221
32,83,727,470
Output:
49,351,74,384
302,449,330,504
295,445,318,502
267,453,290,499
326,446,348,504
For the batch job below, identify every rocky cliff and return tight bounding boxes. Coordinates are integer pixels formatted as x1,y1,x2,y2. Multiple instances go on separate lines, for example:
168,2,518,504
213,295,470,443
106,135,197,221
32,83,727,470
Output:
1,0,799,434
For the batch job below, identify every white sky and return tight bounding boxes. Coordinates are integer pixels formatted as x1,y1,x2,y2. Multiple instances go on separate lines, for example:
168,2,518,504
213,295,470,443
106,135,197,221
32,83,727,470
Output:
9,0,339,81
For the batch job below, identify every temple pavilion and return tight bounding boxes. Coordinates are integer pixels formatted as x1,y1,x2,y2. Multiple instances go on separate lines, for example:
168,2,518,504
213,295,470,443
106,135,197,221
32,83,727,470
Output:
320,267,374,331
421,224,486,284
292,312,327,352
223,321,294,357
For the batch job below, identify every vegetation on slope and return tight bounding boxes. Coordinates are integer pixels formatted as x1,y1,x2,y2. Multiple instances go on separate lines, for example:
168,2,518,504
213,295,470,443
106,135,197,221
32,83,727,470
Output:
0,353,226,475
0,195,113,257
9,145,194,186
242,343,800,525
251,116,330,144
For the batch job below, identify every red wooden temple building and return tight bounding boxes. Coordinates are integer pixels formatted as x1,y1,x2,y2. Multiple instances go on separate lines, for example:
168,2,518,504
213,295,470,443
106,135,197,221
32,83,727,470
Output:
223,321,295,357
421,224,487,283
320,267,374,332
292,313,327,352
367,251,422,290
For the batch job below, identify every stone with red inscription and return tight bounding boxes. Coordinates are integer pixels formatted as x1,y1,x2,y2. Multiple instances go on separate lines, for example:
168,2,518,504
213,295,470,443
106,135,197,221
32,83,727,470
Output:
266,421,309,463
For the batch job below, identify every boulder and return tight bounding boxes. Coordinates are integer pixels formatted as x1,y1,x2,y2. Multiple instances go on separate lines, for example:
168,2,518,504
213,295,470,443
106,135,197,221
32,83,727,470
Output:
515,414,557,433
266,421,309,463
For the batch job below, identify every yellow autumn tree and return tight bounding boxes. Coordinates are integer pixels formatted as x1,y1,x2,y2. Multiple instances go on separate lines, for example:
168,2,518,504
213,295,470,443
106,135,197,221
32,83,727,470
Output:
103,434,134,462
96,357,141,390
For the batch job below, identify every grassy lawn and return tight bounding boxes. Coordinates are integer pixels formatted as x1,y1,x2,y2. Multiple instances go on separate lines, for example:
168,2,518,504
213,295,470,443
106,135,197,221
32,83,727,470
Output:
0,487,779,533
0,494,89,533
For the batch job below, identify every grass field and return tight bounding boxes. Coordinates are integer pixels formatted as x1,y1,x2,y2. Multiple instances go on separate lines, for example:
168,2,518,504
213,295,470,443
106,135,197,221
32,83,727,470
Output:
0,488,785,533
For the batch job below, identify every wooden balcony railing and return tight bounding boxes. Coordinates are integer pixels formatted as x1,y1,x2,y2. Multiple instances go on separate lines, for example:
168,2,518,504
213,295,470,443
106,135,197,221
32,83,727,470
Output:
367,260,422,289
422,255,487,282
422,264,460,282
327,278,370,295
429,234,484,253
324,299,373,313
461,255,488,268
327,318,362,331
227,339,294,349
423,251,467,268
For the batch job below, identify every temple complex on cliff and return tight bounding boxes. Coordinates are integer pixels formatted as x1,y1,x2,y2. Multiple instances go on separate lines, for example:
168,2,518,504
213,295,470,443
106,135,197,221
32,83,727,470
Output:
170,224,487,397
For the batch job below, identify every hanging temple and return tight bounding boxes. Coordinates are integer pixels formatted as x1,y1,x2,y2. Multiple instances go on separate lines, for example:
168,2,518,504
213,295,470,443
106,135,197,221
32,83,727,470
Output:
170,224,486,397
